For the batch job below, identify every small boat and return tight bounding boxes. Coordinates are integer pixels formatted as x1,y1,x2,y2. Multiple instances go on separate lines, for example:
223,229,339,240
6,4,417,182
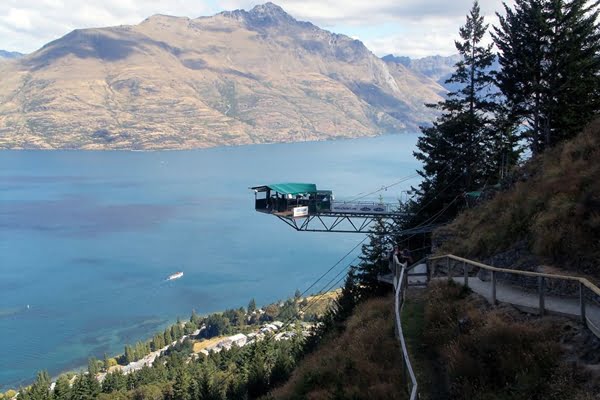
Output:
167,272,184,281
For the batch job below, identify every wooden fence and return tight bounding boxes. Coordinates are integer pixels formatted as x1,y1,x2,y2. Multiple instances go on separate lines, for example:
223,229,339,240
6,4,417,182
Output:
428,254,600,339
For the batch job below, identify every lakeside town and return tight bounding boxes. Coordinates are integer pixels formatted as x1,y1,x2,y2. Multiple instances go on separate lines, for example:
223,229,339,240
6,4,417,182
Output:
2,291,335,399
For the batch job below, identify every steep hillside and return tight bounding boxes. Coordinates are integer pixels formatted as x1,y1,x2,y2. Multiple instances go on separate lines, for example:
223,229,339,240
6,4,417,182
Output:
0,3,444,150
0,50,24,60
436,119,600,278
267,295,406,399
382,54,461,86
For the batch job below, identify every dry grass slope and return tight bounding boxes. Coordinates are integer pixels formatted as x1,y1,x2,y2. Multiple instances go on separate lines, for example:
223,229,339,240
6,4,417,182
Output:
267,295,407,400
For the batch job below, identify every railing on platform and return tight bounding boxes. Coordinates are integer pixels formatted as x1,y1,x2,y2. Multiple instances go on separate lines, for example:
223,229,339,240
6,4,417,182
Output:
428,254,600,339
391,258,419,400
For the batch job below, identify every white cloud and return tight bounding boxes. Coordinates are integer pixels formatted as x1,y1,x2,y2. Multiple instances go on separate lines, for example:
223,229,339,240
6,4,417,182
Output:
0,0,515,57
0,0,211,53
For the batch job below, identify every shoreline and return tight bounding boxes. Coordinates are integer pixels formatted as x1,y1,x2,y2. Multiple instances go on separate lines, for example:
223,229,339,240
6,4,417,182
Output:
2,289,340,396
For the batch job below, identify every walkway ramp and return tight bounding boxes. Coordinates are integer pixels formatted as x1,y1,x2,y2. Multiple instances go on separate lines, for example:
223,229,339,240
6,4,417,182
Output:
429,255,600,339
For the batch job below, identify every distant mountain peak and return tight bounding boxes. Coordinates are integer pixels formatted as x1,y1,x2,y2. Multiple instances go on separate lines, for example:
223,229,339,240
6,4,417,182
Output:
220,2,298,28
0,50,24,59
249,2,289,16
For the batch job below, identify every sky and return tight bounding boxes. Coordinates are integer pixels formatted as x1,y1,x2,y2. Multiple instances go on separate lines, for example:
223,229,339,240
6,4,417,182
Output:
0,0,514,58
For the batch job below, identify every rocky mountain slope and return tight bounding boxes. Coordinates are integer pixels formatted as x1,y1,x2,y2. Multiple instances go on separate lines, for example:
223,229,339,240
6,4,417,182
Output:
0,3,445,150
382,54,461,85
0,50,24,60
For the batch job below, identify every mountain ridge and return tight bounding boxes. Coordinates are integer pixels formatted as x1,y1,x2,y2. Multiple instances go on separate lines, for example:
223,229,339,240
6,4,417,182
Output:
0,50,24,60
0,2,445,150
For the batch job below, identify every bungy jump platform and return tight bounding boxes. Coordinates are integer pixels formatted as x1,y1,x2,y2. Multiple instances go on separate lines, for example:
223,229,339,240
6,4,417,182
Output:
250,182,437,235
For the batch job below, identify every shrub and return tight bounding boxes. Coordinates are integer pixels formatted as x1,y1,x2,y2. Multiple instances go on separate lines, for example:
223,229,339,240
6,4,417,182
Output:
421,281,598,399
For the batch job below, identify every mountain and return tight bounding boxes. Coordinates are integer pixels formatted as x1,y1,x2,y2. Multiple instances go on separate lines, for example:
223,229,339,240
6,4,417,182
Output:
0,50,24,60
383,54,501,92
0,3,445,150
382,54,461,87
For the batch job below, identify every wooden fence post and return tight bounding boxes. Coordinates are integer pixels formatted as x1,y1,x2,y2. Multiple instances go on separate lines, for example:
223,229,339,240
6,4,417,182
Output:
538,276,545,316
580,282,587,326
491,271,497,305
463,261,468,287
446,257,451,281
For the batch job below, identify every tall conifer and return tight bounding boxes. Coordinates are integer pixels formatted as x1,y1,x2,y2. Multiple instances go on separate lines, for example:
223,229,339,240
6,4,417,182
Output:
413,1,496,223
494,0,600,153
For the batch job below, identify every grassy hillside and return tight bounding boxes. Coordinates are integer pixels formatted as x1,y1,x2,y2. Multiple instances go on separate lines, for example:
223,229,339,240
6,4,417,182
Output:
266,295,407,400
437,119,600,278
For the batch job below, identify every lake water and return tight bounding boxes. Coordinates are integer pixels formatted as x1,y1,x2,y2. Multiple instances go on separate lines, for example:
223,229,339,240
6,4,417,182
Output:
0,134,421,389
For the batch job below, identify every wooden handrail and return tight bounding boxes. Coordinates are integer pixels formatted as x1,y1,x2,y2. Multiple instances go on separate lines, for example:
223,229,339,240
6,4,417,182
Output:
429,254,600,297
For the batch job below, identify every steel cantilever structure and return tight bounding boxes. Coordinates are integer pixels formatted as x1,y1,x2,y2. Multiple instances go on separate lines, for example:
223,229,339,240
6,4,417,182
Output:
274,211,440,234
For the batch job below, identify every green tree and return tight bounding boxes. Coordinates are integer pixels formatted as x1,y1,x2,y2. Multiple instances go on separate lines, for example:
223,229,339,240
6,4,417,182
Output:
335,266,360,321
53,375,72,400
132,384,163,400
247,298,257,314
183,321,196,335
29,371,51,400
70,374,100,400
270,349,294,387
355,217,391,298
164,328,173,345
202,314,231,338
277,299,298,321
88,356,100,376
494,0,600,153
413,1,497,223
102,370,127,393
172,369,191,400
124,345,135,364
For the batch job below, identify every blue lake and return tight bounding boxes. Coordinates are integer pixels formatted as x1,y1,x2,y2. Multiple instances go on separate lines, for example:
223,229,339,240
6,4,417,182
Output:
0,134,421,389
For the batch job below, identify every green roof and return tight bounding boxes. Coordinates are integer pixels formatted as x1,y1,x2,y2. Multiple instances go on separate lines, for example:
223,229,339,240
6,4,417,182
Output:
251,183,317,195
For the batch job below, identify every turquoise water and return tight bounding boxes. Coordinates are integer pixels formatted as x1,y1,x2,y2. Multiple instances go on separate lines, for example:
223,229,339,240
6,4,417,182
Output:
0,134,421,389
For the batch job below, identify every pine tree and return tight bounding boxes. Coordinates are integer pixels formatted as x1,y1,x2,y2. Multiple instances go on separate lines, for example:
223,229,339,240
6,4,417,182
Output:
335,266,360,321
88,356,99,376
355,217,391,298
494,0,600,153
164,328,173,345
70,374,100,400
248,298,257,314
413,1,497,223
53,375,72,400
28,371,51,400
102,370,127,393
124,345,135,364
173,369,191,400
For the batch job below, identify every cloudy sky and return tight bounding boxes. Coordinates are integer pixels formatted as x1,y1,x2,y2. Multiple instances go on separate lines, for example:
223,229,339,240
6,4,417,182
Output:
0,0,513,58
